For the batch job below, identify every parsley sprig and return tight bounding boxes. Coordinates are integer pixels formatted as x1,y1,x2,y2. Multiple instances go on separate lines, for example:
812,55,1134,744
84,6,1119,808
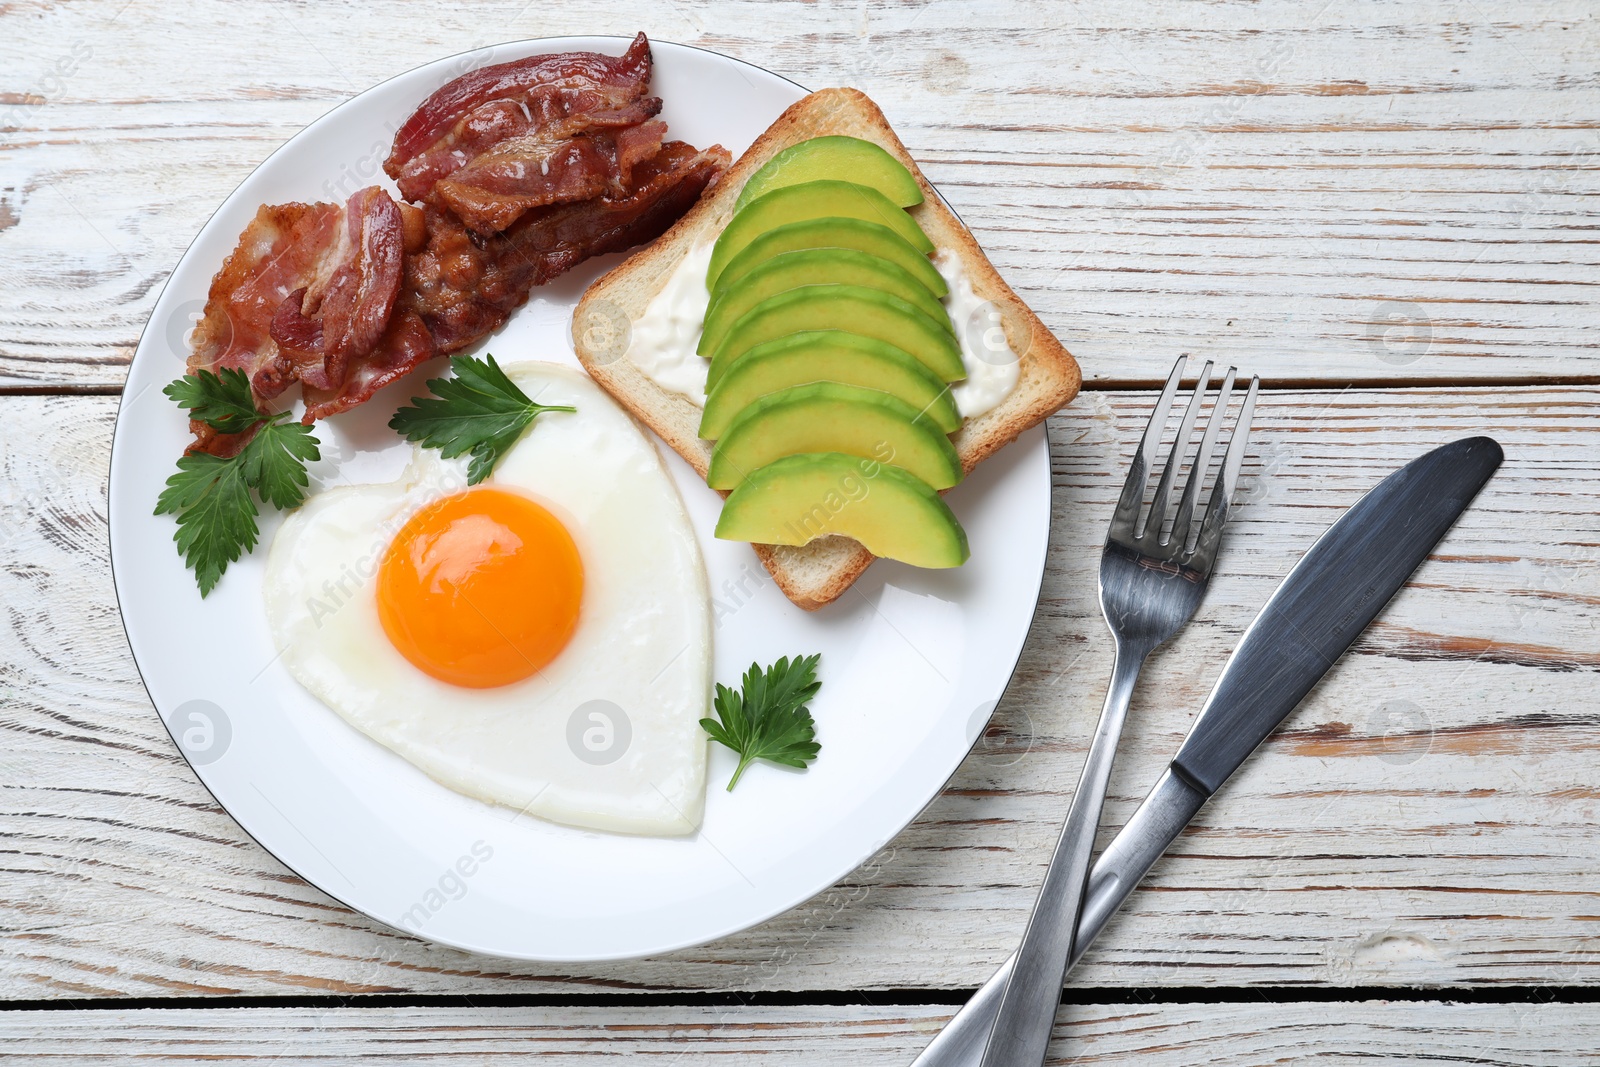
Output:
701,655,823,791
155,368,320,597
389,354,575,484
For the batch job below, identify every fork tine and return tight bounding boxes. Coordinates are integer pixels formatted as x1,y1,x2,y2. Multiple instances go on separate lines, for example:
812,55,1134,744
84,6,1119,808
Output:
1215,375,1260,511
1108,357,1186,541
1169,365,1237,553
1190,374,1260,566
1142,360,1212,541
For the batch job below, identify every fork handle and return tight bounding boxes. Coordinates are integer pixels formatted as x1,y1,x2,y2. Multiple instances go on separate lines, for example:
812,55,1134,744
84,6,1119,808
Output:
977,639,1151,1067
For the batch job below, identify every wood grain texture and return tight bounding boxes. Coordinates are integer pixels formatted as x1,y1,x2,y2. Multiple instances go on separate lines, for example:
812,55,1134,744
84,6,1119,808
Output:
2,0,1599,389
2,385,1596,998
5,8,1599,1061
0,1001,1596,1064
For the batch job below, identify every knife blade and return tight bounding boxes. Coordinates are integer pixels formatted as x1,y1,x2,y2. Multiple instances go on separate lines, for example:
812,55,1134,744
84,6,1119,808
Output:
911,435,1503,1067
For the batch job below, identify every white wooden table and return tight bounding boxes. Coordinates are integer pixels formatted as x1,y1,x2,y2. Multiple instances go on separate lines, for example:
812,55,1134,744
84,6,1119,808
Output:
3,1,1598,1061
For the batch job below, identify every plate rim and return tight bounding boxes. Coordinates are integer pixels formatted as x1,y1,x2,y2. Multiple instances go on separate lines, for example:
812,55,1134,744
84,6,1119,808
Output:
106,34,1055,962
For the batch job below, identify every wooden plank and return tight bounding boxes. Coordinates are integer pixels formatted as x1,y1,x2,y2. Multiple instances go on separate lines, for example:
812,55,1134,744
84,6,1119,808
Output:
2,385,1596,998
0,1001,1595,1064
3,1,1598,389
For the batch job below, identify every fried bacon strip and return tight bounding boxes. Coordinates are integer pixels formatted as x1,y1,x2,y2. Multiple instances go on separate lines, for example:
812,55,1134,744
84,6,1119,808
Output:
185,186,411,454
299,307,435,422
386,33,655,212
431,116,668,234
408,140,731,354
267,186,406,393
384,36,677,238
390,93,664,207
186,202,340,397
493,141,729,306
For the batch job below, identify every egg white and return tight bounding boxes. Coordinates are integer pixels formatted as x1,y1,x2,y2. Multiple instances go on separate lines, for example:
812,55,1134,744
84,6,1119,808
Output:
263,362,711,835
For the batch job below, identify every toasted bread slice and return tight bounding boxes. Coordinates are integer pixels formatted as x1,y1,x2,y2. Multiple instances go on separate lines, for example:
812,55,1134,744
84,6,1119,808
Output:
574,88,1080,609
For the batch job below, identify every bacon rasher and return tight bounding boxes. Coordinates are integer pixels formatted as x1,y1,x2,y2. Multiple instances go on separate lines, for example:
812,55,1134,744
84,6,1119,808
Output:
186,202,338,396
385,35,673,236
407,140,730,353
431,115,668,234
386,33,653,201
267,186,407,393
185,187,410,454
298,307,435,422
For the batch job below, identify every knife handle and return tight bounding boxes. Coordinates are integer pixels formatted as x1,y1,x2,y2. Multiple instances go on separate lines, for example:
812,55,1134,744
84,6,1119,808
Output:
1076,768,1209,945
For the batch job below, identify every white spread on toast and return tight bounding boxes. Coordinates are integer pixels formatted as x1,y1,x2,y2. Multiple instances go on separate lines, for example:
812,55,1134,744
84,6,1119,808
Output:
624,240,715,402
624,242,1022,420
935,250,1021,419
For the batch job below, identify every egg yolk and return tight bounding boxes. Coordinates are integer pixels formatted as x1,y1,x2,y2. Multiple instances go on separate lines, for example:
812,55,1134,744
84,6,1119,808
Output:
377,488,583,689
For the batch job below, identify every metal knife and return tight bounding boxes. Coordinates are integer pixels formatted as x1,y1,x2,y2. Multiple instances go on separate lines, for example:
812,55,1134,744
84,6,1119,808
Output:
912,435,1504,1067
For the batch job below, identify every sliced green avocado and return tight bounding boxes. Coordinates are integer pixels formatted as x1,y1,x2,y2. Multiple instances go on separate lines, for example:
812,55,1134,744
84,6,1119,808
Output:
714,217,947,299
707,180,933,288
699,331,960,440
699,248,953,358
705,284,966,390
735,136,924,211
715,452,969,569
707,382,962,491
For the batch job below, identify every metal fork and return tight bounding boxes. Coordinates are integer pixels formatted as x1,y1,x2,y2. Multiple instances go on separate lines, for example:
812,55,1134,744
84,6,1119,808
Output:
976,357,1258,1067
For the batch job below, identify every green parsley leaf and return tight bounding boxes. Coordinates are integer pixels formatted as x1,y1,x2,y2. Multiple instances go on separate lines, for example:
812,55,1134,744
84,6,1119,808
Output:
239,416,322,510
700,654,823,791
154,452,260,597
163,366,263,434
388,354,576,485
155,372,323,597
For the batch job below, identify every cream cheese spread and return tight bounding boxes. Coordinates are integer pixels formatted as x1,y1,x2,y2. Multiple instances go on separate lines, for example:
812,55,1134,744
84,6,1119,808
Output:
933,250,1021,419
622,241,1022,420
623,240,715,404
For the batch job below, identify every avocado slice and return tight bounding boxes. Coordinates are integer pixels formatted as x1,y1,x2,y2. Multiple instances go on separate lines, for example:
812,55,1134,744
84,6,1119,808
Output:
736,136,924,211
714,217,947,300
705,284,966,389
707,180,933,287
699,331,961,440
715,452,969,569
699,248,953,358
708,382,962,491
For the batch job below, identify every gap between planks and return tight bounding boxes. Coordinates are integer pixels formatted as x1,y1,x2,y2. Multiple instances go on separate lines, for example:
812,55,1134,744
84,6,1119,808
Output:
7,985,1600,1013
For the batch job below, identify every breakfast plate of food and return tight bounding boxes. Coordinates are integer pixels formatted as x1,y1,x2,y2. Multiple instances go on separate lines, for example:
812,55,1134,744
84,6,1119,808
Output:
107,34,1080,960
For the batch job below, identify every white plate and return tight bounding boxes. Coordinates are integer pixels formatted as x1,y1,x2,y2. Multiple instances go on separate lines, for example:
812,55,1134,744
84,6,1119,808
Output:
107,36,1053,962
